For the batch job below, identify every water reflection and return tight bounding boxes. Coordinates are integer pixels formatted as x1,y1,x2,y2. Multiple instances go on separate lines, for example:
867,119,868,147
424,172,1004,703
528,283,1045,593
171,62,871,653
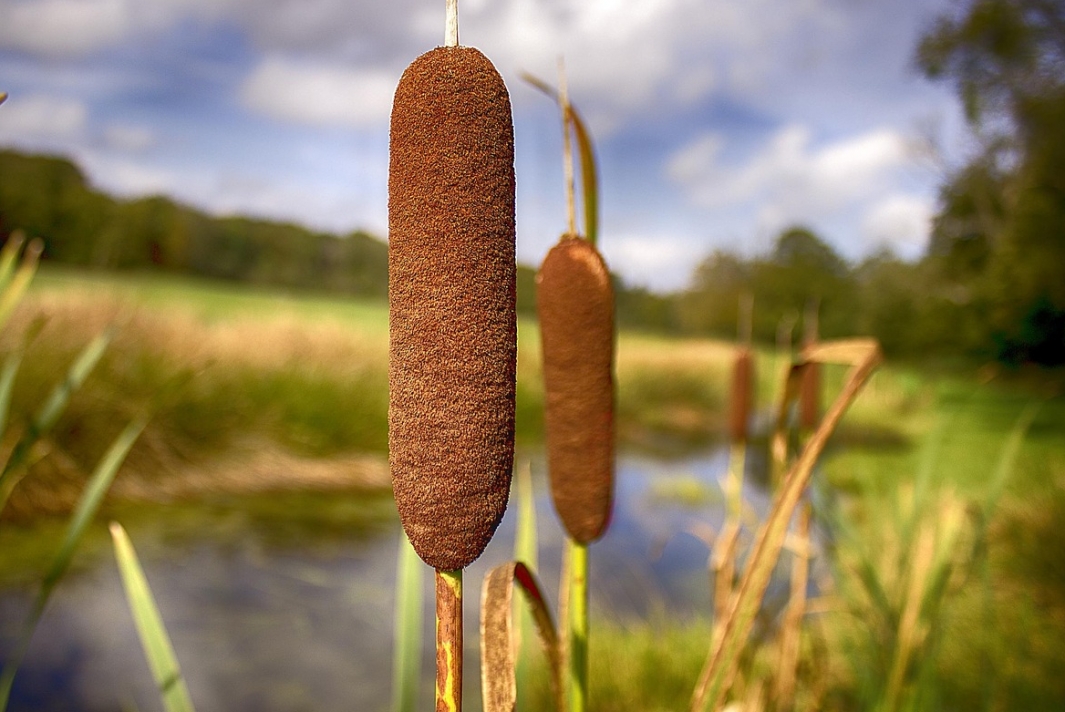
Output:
0,447,784,711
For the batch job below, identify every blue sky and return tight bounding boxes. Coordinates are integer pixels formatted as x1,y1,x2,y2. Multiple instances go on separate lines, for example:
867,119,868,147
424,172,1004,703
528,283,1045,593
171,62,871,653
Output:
0,0,973,291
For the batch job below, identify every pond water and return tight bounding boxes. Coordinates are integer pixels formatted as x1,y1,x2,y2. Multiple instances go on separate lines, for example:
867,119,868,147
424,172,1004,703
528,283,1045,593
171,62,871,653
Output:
0,446,809,712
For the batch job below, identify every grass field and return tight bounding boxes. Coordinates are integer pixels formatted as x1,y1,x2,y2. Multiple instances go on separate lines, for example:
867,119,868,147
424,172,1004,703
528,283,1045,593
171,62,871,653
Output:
6,266,1065,709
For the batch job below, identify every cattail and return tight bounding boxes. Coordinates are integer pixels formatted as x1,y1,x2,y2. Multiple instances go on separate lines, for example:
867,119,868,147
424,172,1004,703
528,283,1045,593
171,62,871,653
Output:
799,358,820,430
537,234,615,544
729,346,754,443
799,300,820,431
388,45,516,572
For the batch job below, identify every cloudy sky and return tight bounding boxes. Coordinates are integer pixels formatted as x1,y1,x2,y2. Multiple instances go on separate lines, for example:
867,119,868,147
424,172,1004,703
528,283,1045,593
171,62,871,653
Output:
0,0,972,291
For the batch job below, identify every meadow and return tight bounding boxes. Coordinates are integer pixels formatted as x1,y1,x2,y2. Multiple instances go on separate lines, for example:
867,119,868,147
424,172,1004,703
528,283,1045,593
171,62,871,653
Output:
2,266,1064,709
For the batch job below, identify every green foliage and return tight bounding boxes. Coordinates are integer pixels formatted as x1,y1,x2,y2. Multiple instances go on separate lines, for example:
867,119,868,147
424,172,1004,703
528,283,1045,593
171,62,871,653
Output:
680,227,860,345
918,0,1065,365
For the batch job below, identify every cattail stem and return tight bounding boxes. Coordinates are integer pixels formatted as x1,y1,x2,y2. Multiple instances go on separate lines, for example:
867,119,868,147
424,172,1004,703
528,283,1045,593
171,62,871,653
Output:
436,569,463,712
558,59,577,237
445,0,459,47
566,539,589,712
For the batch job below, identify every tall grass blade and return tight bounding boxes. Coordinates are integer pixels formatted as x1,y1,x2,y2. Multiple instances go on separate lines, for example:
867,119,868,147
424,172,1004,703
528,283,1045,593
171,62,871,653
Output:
0,238,42,333
0,327,113,512
391,534,424,712
0,232,26,295
481,561,561,712
0,416,146,709
0,350,23,440
110,522,196,712
983,402,1039,514
691,341,882,712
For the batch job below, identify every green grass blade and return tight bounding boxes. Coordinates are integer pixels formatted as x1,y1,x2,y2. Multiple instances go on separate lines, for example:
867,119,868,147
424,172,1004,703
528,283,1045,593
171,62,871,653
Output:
0,238,41,333
0,232,26,295
41,417,147,591
110,522,196,712
33,327,113,435
0,350,24,439
391,534,424,712
0,416,146,709
0,327,113,512
983,402,1040,515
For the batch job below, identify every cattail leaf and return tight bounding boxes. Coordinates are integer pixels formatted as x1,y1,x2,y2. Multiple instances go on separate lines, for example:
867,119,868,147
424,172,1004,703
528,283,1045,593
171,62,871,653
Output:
520,73,599,245
692,341,882,712
566,106,599,246
110,522,196,712
391,535,424,712
481,561,561,712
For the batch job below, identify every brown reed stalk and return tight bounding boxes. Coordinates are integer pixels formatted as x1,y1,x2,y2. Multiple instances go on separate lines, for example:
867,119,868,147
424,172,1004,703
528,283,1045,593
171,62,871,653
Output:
773,504,812,710
691,339,882,712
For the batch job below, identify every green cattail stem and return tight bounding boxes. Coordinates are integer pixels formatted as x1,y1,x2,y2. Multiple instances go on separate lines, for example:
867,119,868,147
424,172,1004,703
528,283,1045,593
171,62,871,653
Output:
566,539,589,712
436,570,463,712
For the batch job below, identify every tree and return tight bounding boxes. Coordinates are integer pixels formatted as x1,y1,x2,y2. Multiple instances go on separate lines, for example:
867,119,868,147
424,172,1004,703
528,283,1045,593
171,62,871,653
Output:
677,249,751,337
750,227,855,341
919,0,1065,363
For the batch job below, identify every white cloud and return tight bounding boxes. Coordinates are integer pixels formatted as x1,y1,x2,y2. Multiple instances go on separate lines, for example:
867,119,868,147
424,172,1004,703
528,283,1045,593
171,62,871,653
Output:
0,93,88,140
861,193,933,255
0,0,132,56
602,232,693,291
240,57,395,128
103,123,156,152
668,124,914,231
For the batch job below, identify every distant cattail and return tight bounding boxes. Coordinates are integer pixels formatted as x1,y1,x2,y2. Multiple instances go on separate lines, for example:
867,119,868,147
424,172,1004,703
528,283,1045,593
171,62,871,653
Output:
729,346,754,443
537,234,615,544
799,358,820,430
388,46,516,572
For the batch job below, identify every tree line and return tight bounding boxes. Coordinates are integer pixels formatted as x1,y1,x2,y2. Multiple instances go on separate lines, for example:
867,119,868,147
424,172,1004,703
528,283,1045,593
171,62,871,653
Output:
668,0,1065,366
0,149,391,298
1,0,1061,365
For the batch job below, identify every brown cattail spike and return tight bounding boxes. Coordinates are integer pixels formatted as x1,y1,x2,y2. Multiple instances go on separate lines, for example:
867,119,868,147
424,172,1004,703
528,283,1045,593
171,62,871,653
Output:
729,346,754,443
388,46,517,572
537,235,615,544
799,300,820,430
